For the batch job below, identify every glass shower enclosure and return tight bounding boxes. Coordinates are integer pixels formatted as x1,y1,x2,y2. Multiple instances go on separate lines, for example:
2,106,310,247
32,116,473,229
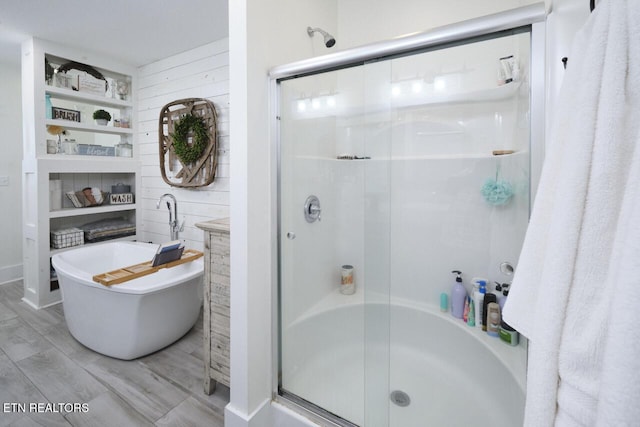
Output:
273,5,545,427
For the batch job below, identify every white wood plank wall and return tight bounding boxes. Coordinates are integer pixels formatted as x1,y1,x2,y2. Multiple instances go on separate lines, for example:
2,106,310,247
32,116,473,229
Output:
136,39,230,248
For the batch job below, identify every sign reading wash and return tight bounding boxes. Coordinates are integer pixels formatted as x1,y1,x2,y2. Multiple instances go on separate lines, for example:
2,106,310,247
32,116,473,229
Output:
109,193,133,204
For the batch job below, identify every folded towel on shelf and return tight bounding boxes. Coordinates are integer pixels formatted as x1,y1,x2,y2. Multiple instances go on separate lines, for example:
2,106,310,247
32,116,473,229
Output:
503,1,640,425
81,217,136,242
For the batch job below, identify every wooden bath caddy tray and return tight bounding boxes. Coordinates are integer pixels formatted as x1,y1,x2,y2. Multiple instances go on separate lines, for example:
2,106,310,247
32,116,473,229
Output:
93,249,203,286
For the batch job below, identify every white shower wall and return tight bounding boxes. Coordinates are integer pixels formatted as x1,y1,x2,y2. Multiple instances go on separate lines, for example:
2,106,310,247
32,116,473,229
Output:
282,32,531,322
389,153,530,303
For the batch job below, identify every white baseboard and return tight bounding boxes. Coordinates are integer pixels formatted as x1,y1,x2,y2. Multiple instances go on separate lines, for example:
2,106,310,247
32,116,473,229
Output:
224,399,271,427
224,399,320,427
0,264,22,285
271,401,321,427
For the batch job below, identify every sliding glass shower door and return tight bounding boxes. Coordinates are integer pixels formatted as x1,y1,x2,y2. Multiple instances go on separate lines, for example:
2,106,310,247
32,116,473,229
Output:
279,62,385,425
278,28,534,427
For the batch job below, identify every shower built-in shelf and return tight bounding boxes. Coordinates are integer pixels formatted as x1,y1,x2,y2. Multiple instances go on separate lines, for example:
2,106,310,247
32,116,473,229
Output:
329,82,523,118
407,81,523,107
297,151,525,162
387,81,524,113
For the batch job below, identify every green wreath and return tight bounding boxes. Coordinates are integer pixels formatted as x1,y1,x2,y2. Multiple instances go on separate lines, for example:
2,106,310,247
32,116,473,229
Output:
170,113,209,164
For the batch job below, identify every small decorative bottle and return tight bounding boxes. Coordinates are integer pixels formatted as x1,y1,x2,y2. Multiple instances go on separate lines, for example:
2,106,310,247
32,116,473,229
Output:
45,94,53,119
340,265,355,295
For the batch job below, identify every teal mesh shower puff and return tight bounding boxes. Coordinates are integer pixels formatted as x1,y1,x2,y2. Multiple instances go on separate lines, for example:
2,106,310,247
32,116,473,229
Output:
481,161,513,206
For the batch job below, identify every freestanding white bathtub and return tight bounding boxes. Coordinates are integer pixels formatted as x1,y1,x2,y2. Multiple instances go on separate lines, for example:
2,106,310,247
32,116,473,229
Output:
282,297,526,427
51,241,203,360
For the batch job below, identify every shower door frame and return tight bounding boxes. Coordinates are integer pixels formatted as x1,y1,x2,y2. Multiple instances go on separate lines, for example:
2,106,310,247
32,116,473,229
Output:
270,4,546,426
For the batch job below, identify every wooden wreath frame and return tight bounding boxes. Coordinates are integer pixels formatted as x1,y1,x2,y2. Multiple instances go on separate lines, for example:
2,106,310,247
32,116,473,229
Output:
159,98,218,188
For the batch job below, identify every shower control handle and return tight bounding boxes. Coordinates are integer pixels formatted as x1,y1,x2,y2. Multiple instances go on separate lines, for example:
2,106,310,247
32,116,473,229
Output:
309,204,321,216
304,195,321,223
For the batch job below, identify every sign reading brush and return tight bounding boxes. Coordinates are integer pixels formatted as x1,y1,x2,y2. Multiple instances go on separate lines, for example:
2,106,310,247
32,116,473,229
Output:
152,240,184,267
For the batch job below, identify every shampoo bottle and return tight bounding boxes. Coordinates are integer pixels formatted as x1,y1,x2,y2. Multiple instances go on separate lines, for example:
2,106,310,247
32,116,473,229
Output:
486,302,501,337
450,270,467,319
482,291,497,331
474,280,486,328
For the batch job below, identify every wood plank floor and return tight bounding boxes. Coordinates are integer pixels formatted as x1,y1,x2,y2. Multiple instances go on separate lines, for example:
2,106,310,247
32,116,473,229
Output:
0,280,228,427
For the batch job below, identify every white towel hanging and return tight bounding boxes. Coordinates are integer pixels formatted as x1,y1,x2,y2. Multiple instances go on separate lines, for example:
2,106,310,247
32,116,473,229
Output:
503,0,640,425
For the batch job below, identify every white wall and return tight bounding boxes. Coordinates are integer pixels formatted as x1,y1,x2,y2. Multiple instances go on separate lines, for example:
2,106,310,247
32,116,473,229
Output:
137,40,230,248
0,61,24,284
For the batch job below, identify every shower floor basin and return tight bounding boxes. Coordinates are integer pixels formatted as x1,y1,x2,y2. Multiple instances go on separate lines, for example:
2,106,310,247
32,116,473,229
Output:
286,344,511,427
388,345,511,427
282,303,524,427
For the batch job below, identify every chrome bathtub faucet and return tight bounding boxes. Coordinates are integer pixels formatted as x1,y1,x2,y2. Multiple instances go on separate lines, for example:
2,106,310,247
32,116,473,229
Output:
156,193,184,240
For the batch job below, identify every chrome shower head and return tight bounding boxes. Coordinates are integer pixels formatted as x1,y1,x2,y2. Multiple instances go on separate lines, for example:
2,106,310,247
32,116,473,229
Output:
307,26,336,48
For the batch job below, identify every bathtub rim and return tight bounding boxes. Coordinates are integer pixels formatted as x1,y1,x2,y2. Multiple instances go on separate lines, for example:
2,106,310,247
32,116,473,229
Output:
51,241,204,295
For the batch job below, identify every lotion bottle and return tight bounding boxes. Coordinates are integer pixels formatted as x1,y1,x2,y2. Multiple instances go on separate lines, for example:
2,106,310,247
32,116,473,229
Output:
450,270,467,319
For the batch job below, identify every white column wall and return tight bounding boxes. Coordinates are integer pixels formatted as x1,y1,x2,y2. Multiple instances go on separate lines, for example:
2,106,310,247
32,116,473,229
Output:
227,0,338,425
0,61,24,284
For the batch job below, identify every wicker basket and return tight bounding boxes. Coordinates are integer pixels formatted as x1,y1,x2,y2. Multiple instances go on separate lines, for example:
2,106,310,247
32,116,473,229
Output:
51,228,85,249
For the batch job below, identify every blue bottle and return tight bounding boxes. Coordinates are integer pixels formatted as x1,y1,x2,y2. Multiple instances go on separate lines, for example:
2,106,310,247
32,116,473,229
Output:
45,94,53,119
450,270,467,319
440,293,448,312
